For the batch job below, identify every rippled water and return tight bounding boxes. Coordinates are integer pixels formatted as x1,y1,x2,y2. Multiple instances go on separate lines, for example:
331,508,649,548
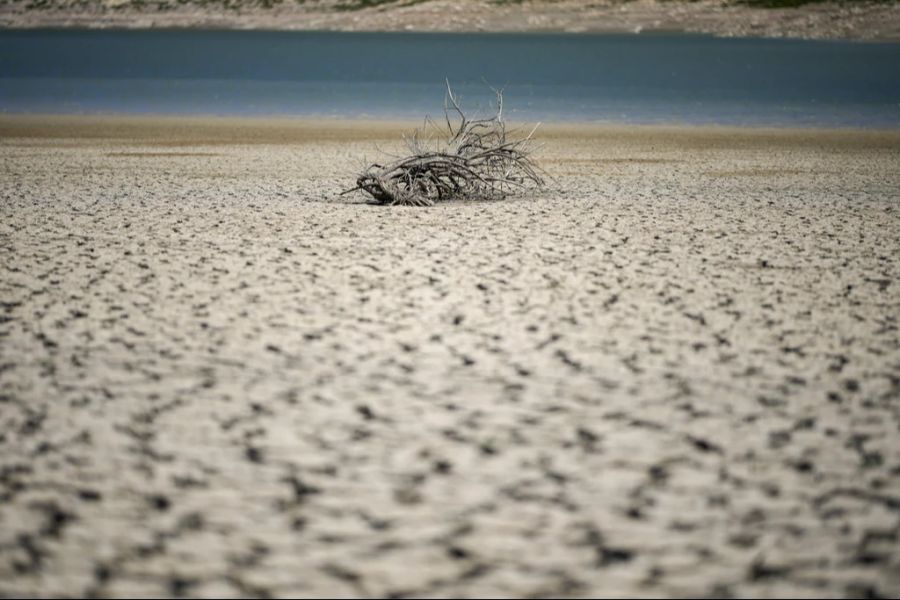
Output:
1,29,899,127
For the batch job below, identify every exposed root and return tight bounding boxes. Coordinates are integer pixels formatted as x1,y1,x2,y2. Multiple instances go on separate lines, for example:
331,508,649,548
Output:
345,81,545,206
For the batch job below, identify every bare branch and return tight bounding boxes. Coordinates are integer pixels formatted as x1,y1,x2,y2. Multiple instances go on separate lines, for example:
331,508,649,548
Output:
348,83,544,207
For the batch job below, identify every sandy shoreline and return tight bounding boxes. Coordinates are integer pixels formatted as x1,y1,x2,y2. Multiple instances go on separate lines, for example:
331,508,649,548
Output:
2,0,900,41
5,113,900,146
1,114,899,598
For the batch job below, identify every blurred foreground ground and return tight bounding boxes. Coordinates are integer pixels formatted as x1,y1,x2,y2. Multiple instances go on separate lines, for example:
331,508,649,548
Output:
0,116,899,598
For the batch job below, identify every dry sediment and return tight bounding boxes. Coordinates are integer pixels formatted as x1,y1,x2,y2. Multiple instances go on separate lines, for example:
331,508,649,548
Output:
0,115,899,598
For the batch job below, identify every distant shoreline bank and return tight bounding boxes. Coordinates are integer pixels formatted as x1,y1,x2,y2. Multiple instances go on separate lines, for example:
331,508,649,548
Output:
2,0,900,41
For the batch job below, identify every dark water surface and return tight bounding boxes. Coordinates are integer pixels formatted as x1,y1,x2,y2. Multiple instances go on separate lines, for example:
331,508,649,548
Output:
2,29,899,127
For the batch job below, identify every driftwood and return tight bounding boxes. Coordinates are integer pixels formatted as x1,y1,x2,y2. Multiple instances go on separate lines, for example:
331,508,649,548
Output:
344,82,544,206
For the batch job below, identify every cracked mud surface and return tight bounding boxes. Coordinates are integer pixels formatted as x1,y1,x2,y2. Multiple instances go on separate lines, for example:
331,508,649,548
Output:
1,116,899,598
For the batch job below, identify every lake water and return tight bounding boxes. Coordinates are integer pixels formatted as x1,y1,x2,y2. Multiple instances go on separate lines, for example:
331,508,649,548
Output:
1,29,899,127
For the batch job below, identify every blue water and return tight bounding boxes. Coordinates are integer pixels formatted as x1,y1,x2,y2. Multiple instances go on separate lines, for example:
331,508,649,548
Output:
1,29,899,127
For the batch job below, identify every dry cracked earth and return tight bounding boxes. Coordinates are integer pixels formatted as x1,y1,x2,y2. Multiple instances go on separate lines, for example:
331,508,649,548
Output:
1,117,899,598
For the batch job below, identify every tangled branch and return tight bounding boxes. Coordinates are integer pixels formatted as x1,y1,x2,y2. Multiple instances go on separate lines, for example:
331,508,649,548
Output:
344,81,545,206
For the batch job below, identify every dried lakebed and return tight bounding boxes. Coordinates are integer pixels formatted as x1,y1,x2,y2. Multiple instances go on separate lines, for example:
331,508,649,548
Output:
0,116,899,598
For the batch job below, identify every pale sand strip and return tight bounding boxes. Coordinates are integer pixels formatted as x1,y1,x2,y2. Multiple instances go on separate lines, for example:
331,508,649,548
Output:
1,115,899,598
4,113,900,147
